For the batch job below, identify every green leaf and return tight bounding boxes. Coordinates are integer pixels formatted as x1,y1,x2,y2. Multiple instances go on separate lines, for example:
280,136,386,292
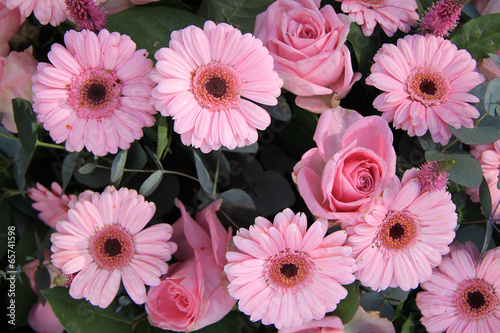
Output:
218,189,258,228
260,95,292,122
14,147,34,196
245,170,295,216
62,152,80,194
156,116,170,162
139,170,163,197
78,162,97,174
425,150,483,188
12,98,37,154
221,142,259,153
42,287,134,333
485,78,500,116
106,6,206,59
456,224,496,252
111,149,128,185
193,149,214,194
347,22,380,74
488,52,500,70
331,280,360,324
197,0,274,34
450,13,500,61
480,177,492,219
400,312,415,333
448,124,500,145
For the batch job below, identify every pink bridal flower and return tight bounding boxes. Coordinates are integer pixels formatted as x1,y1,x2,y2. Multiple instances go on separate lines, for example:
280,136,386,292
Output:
254,0,360,113
5,0,67,26
151,20,282,153
31,29,156,156
28,182,78,228
366,34,485,145
344,168,457,291
419,0,466,37
225,208,356,329
146,200,235,332
292,106,397,223
0,47,37,133
416,241,500,333
50,186,177,308
478,50,500,82
335,0,419,37
465,141,500,221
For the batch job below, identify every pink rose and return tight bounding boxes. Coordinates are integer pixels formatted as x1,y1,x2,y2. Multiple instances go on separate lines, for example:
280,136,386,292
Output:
478,50,500,81
0,4,25,56
293,106,397,223
0,47,37,133
145,199,236,332
472,0,500,15
278,316,344,333
254,0,361,113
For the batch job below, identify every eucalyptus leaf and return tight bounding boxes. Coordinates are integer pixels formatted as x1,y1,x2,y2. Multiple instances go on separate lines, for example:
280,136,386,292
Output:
12,98,37,154
456,224,496,252
448,124,500,145
14,147,34,196
480,177,492,219
347,22,380,74
106,6,206,59
62,152,80,193
111,149,128,185
359,291,394,320
450,13,500,61
78,162,97,174
218,189,258,228
156,116,170,162
425,150,483,188
35,266,50,304
139,170,163,197
485,78,500,116
488,52,500,70
221,142,259,154
260,95,292,121
462,3,481,19
42,287,134,333
197,0,274,34
193,149,214,194
245,170,295,216
331,281,360,324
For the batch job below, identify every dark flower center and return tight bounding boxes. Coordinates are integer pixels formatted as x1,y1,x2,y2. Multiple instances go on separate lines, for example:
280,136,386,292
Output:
85,82,108,105
205,77,227,98
104,238,122,257
419,79,437,96
467,291,486,309
389,223,405,240
280,263,299,278
377,211,420,251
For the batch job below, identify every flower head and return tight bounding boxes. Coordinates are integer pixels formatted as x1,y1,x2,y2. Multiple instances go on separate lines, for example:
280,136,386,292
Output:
366,34,485,144
31,29,156,156
344,168,457,291
151,20,283,153
224,208,356,329
416,241,500,333
65,0,107,32
292,107,398,223
417,158,453,192
50,186,177,308
5,0,67,26
335,0,419,37
28,182,78,228
419,0,468,37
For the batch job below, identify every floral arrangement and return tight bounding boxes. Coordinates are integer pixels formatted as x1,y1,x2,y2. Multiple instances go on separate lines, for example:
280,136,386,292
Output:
1,0,500,332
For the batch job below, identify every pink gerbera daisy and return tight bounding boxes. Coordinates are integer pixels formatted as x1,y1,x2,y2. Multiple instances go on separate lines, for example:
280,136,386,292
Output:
50,186,177,308
416,241,500,333
28,182,78,228
334,0,419,37
5,0,67,26
224,208,356,329
465,141,500,221
366,34,485,145
344,168,457,291
31,29,156,156
151,20,283,153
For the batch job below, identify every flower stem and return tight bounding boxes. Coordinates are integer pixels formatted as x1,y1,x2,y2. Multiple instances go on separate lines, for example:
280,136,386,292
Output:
212,149,222,198
95,164,199,182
